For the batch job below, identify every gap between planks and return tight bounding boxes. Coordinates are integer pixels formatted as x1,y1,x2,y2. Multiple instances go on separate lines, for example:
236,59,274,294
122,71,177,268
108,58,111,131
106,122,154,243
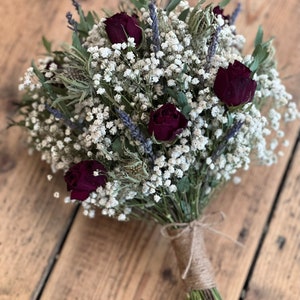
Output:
31,204,80,300
240,129,300,299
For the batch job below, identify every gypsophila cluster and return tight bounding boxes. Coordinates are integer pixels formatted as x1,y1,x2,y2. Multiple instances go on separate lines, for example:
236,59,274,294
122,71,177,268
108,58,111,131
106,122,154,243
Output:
16,0,299,224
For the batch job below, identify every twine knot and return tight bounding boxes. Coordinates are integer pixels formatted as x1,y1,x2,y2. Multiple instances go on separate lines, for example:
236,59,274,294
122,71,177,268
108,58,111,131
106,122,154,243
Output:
161,212,243,291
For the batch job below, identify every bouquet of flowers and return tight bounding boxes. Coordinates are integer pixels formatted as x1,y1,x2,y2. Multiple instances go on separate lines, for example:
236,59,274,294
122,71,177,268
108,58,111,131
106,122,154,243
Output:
14,0,299,298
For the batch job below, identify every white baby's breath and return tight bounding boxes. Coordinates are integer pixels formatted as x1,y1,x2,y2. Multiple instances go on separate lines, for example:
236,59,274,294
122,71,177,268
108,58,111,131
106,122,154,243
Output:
17,0,299,223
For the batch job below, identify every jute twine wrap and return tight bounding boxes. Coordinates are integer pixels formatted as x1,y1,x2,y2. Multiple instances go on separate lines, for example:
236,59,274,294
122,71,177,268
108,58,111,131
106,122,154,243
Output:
161,212,243,292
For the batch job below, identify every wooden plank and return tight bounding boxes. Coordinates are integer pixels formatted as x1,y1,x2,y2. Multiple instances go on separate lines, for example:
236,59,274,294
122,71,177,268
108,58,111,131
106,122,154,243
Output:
0,0,123,298
0,1,88,299
40,1,300,299
1,0,299,299
41,166,297,300
41,214,186,300
244,140,300,299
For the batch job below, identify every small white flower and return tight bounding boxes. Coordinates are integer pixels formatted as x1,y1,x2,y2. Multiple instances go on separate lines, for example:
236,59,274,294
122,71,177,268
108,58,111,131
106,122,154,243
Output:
99,47,112,58
64,196,71,203
154,195,161,202
53,192,60,198
118,214,127,221
233,176,242,185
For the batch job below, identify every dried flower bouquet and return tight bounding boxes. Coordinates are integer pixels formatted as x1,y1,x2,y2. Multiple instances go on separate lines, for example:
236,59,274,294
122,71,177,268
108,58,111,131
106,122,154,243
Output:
13,0,299,298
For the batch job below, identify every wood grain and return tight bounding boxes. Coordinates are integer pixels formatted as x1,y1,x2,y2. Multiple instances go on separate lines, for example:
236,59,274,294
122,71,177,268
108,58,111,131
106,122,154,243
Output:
41,1,300,299
0,0,299,299
0,1,83,299
245,139,300,299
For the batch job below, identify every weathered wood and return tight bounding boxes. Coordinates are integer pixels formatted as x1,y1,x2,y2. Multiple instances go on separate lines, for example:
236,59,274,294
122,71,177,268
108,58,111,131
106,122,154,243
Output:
0,1,86,299
41,214,186,300
1,0,299,299
245,139,300,299
41,1,300,300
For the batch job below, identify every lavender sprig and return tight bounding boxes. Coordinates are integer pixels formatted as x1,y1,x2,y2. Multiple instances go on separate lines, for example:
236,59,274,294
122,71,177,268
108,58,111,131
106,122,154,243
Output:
149,0,161,53
45,104,79,129
66,12,78,32
116,109,155,162
205,26,221,71
212,120,244,161
71,0,80,13
230,3,242,25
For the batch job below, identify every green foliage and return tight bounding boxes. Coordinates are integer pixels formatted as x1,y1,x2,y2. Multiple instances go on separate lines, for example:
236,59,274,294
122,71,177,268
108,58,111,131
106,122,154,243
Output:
218,0,231,9
187,288,223,299
42,36,52,54
254,25,264,47
188,1,215,40
112,137,123,155
129,0,148,11
177,176,190,193
76,6,99,40
71,32,87,55
165,0,182,14
178,8,190,22
165,88,191,118
249,26,275,75
177,91,188,107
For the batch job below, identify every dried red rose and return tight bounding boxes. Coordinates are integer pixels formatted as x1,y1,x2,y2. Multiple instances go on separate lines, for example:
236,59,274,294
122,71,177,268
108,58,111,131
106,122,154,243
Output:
148,103,188,142
104,12,142,46
213,60,257,106
213,6,230,22
64,160,107,201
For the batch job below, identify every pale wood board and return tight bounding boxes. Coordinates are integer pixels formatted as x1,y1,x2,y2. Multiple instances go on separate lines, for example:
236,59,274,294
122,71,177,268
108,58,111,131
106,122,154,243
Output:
245,141,300,299
0,0,299,299
0,1,85,299
41,0,300,299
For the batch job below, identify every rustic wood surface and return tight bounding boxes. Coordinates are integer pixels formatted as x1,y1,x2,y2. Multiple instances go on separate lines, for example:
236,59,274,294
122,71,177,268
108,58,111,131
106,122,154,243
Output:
0,0,299,299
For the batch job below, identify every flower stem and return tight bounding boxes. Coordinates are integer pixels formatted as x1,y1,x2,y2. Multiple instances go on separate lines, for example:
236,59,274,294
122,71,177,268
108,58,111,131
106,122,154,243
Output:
187,288,223,300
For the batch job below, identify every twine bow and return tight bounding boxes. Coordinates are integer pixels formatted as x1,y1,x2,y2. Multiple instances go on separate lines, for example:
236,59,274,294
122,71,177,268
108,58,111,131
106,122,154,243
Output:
161,212,244,281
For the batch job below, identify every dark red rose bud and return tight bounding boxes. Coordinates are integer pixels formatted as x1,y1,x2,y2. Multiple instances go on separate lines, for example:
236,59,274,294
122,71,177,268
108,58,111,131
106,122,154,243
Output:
148,103,188,142
64,160,107,201
213,60,257,106
213,5,230,22
104,12,142,46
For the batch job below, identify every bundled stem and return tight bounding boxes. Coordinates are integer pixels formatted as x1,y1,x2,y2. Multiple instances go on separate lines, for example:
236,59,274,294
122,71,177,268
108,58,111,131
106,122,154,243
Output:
188,288,222,300
164,221,223,300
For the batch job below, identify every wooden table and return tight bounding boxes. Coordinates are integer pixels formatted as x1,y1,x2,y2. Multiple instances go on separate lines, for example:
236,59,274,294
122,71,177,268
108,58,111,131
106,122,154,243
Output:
1,0,299,299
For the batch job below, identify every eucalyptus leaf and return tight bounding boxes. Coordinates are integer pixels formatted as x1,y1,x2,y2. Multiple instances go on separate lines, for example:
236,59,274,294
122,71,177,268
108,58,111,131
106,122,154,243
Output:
112,137,123,154
86,11,97,29
219,0,231,9
130,0,148,10
180,201,191,217
177,176,190,193
177,91,187,107
226,111,234,127
42,36,52,53
250,45,269,73
178,8,190,22
166,88,177,99
182,104,192,117
71,32,88,57
165,0,181,14
255,26,264,47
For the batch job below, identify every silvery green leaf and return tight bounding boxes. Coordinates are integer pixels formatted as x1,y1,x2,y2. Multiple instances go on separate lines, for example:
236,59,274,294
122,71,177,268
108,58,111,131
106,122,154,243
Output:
42,36,52,53
177,176,190,193
219,0,231,9
255,26,264,47
178,8,190,22
165,0,182,14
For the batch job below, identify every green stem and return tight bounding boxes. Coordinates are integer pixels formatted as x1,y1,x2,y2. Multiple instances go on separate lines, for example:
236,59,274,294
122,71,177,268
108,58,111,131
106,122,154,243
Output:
187,288,223,300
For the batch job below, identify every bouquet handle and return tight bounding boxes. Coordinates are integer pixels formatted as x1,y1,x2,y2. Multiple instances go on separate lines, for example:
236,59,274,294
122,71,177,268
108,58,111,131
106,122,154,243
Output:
162,221,222,300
